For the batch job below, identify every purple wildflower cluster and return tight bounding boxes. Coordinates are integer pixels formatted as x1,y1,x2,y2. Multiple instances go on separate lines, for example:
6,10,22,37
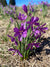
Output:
39,1,50,7
0,4,17,17
0,2,48,60
39,1,50,12
39,1,50,17
17,12,27,21
7,4,48,59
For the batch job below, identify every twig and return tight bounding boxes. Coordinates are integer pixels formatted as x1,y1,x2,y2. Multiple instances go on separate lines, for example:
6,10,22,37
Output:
31,60,36,67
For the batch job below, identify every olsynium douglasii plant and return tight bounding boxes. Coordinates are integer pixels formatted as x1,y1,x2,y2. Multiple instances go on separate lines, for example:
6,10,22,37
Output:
39,1,50,18
0,4,5,19
0,4,18,42
7,4,48,60
0,3,17,19
27,3,36,17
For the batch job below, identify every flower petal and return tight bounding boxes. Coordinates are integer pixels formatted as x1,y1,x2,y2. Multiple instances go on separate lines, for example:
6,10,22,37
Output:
8,35,15,42
17,50,23,57
15,41,18,46
22,5,28,13
22,31,27,38
9,48,15,51
14,28,19,32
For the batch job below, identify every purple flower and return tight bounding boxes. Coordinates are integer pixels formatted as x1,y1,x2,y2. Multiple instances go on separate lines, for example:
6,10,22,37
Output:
33,17,39,22
32,29,41,39
22,5,28,13
9,5,15,8
32,8,34,12
27,42,40,50
40,8,42,11
36,23,48,33
18,13,27,21
21,22,26,29
29,5,34,12
40,1,44,5
43,2,48,6
22,31,27,38
46,2,50,6
33,29,40,36
6,11,9,14
14,26,27,41
9,48,23,57
29,2,31,5
32,23,48,39
1,5,3,9
27,16,39,30
8,35,18,46
29,5,31,11
40,1,49,7
10,17,13,23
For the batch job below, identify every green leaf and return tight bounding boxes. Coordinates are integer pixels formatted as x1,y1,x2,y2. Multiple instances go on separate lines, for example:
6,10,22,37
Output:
16,21,20,28
21,44,24,53
2,36,8,42
26,17,31,22
27,27,31,37
7,22,11,30
6,22,11,34
27,49,30,56
24,51,26,59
